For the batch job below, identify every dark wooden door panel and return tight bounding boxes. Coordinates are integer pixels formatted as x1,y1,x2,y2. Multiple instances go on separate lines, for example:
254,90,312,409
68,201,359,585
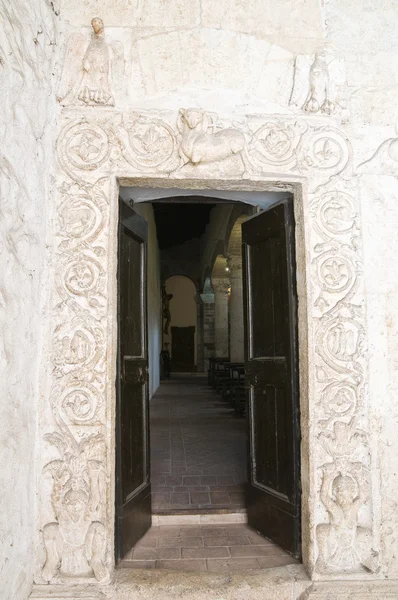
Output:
171,326,195,368
242,200,301,558
116,201,151,560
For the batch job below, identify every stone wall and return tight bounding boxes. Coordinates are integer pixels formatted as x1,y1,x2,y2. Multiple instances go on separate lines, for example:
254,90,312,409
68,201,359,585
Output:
0,1,59,598
0,0,396,598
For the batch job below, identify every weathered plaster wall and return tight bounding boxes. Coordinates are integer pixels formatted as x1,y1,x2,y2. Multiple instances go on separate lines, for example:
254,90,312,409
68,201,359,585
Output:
133,203,161,398
0,2,59,599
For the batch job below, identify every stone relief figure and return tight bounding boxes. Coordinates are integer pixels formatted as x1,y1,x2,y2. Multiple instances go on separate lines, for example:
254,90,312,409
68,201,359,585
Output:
42,431,109,582
316,461,372,573
162,283,173,335
177,108,246,169
58,18,124,107
303,52,335,115
289,49,345,116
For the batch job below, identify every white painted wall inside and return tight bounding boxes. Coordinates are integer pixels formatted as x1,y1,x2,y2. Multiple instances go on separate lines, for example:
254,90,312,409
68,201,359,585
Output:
163,276,197,366
132,203,161,398
0,2,59,599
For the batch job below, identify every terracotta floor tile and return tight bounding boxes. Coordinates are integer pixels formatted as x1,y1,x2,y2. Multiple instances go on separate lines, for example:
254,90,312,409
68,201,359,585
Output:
190,491,211,504
182,546,230,559
170,492,190,505
158,536,203,548
204,536,251,547
229,545,288,557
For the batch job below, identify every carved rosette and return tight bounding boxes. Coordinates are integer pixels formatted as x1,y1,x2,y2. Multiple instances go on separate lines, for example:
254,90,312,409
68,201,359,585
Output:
37,106,375,584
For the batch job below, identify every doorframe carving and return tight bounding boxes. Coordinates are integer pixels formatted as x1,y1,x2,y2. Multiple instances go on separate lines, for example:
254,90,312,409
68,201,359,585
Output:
34,107,378,587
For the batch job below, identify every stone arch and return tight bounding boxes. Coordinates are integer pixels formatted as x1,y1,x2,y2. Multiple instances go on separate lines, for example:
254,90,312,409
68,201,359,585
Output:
211,254,229,280
163,275,198,366
226,214,248,259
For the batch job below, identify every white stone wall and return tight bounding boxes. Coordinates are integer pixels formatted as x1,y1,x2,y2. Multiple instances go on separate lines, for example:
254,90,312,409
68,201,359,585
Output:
0,0,396,597
0,2,59,599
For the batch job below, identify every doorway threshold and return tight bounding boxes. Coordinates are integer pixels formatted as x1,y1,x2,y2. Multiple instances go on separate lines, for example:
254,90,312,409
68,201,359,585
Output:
152,511,247,526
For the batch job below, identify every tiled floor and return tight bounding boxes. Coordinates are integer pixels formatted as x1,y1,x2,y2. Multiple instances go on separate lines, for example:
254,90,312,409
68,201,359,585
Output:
150,375,247,513
121,523,298,572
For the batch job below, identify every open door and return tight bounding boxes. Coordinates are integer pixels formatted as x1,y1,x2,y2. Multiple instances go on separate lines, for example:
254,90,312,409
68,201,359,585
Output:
242,200,301,558
116,201,151,560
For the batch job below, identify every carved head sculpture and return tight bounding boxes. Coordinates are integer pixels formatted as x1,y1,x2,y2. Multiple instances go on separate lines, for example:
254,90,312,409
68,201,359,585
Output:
63,488,89,522
91,17,104,36
179,108,205,130
332,474,358,509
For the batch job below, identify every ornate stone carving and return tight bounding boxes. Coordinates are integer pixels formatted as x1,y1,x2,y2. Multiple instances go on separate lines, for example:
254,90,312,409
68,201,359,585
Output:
310,179,376,573
212,277,230,295
248,121,303,168
177,108,246,171
37,104,375,585
289,50,346,116
58,18,124,107
57,121,110,177
42,429,108,582
357,134,398,175
316,460,372,573
248,122,351,176
120,113,178,171
227,255,243,276
303,53,335,115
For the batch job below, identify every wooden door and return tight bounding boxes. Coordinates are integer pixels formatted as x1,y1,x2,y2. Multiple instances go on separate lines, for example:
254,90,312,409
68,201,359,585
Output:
116,201,151,560
171,326,195,370
242,200,301,557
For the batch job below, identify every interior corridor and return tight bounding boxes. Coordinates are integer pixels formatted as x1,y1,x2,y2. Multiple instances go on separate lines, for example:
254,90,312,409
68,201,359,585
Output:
150,375,247,513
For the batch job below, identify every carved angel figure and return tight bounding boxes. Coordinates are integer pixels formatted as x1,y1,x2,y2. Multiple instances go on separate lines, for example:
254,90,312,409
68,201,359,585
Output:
177,108,246,169
316,461,372,573
41,432,109,582
58,17,124,107
303,52,335,115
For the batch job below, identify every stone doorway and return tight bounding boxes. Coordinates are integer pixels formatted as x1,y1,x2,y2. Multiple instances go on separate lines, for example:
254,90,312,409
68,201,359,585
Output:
33,107,380,599
115,193,302,571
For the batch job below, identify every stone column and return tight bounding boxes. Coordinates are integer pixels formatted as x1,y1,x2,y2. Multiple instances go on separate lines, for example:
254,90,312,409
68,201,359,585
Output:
200,289,215,372
212,278,230,358
195,292,204,372
227,256,244,362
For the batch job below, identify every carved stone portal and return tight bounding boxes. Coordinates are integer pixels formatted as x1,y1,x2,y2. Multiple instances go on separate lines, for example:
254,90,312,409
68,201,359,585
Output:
36,103,376,584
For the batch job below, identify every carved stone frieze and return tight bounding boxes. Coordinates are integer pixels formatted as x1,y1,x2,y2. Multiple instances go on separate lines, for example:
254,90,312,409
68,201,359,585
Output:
55,110,354,184
309,177,376,574
36,104,375,584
